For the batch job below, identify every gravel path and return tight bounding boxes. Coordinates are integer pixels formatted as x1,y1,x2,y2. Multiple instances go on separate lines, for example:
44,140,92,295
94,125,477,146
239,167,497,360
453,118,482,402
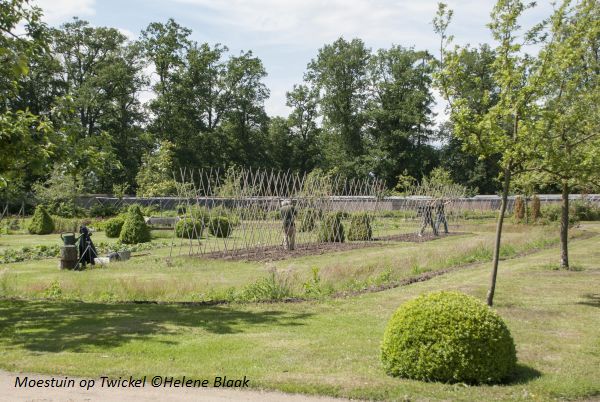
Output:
0,370,350,402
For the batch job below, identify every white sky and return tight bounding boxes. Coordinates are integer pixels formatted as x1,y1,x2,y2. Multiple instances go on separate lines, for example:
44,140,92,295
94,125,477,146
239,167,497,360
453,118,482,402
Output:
33,0,555,122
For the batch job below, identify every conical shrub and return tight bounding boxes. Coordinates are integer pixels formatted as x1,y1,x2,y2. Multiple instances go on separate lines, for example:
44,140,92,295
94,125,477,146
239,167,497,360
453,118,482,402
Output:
298,208,317,232
318,212,345,242
119,205,151,244
513,196,525,222
347,213,372,241
28,205,55,235
531,195,541,221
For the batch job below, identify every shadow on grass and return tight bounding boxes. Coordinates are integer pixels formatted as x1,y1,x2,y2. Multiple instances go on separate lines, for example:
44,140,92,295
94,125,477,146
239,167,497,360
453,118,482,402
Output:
0,299,312,353
577,293,600,308
507,363,542,385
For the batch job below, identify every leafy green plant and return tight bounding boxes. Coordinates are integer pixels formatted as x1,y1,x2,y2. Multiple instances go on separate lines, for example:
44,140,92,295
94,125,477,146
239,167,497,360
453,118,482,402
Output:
28,205,55,235
119,205,151,244
239,268,293,302
572,201,600,221
175,218,204,239
267,210,281,220
51,216,86,233
43,280,63,299
347,213,372,241
141,205,160,216
104,216,125,238
298,208,318,232
381,291,517,384
318,212,345,242
88,203,119,218
541,204,579,226
302,267,333,298
208,216,232,238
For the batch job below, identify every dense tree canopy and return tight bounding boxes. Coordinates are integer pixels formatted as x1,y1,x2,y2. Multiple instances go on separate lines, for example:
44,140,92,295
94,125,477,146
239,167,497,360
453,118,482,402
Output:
0,0,596,215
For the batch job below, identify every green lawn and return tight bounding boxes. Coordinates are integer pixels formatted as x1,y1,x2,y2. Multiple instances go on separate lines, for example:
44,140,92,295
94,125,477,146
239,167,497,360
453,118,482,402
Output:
0,221,570,302
0,223,598,400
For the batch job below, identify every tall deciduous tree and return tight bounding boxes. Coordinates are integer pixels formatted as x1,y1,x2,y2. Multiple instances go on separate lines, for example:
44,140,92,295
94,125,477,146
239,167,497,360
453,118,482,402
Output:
524,0,600,269
367,45,436,184
307,38,370,176
220,50,270,168
0,0,53,196
286,84,321,173
47,19,146,193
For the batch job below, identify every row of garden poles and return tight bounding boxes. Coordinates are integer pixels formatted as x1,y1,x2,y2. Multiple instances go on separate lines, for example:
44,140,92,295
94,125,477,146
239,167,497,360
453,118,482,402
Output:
169,167,471,260
171,167,387,259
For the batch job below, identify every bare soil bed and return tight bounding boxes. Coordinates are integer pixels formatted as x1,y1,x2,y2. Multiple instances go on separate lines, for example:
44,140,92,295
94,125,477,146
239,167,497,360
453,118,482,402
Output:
201,232,462,262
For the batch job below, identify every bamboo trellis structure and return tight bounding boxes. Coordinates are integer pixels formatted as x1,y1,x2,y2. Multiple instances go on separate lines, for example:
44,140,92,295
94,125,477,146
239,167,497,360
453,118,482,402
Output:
170,168,469,259
171,168,386,257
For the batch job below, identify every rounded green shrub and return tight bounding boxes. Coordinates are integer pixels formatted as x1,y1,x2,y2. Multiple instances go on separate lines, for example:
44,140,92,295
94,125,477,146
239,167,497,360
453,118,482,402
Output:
381,291,517,384
267,210,282,220
318,212,344,242
175,218,204,239
208,216,232,238
119,205,151,244
104,216,125,238
28,205,55,235
141,204,160,216
188,206,210,223
209,206,240,226
347,213,372,241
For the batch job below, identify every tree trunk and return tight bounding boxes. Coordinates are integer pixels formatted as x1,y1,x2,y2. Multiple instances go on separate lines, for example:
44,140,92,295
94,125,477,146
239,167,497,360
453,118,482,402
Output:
486,164,511,307
560,180,569,269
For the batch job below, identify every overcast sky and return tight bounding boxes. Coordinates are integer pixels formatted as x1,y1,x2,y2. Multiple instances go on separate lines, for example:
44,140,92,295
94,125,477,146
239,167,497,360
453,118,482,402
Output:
34,0,554,120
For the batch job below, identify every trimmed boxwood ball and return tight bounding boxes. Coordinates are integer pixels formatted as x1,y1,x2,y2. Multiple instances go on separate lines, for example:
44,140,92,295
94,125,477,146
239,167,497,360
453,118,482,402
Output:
347,213,372,241
119,205,151,244
28,205,55,235
104,216,124,238
208,216,232,238
381,291,517,384
175,218,204,239
318,212,344,242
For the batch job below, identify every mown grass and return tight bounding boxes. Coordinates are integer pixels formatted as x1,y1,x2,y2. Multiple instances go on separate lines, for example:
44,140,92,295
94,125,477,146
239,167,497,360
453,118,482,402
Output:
0,224,598,400
0,222,575,303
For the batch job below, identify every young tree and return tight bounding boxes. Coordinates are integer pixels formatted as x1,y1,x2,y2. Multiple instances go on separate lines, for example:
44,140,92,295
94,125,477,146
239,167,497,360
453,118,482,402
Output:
434,0,545,306
220,50,270,168
523,0,600,268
